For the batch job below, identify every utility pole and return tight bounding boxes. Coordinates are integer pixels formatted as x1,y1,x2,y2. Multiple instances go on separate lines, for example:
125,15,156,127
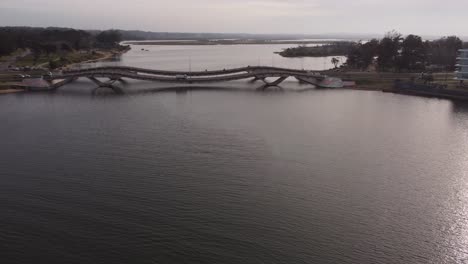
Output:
189,56,192,73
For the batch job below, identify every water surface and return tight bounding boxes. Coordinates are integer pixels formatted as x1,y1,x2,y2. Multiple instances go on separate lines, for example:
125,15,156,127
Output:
2,44,468,264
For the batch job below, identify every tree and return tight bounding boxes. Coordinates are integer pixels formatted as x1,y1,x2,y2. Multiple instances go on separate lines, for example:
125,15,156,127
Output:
30,42,42,63
0,31,16,56
49,59,59,69
96,30,122,46
42,43,57,56
346,39,378,70
377,30,402,71
331,57,340,68
360,39,379,68
428,36,463,70
399,34,426,71
61,43,72,52
0,26,125,61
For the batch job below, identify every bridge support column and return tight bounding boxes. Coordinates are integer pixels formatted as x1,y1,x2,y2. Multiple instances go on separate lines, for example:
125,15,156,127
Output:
295,76,318,86
252,76,265,82
47,77,76,91
88,76,121,92
44,79,53,88
110,77,126,83
261,76,288,88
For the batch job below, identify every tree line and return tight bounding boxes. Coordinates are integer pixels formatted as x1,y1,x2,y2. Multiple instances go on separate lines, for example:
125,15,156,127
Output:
279,42,353,57
0,27,123,57
346,31,467,72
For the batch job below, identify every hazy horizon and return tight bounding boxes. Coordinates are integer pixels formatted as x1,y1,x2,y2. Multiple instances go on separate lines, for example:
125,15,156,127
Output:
1,0,467,37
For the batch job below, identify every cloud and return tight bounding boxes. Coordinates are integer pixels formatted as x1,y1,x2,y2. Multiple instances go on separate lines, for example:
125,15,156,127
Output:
0,0,467,36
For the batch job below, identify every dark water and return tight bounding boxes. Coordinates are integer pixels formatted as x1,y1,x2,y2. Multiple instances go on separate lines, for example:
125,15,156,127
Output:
2,45,468,264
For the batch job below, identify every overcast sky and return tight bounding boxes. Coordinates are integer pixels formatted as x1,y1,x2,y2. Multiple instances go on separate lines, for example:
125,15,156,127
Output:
0,0,466,36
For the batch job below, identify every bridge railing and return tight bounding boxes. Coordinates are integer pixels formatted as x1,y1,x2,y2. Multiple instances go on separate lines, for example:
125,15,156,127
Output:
55,69,324,81
63,66,318,77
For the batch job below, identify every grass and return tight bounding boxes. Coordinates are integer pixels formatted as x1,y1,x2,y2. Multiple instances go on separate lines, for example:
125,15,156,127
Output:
14,51,108,68
15,54,54,67
0,49,27,62
326,71,460,91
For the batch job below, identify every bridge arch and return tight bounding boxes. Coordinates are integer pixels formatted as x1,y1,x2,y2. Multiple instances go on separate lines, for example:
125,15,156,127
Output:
44,66,326,92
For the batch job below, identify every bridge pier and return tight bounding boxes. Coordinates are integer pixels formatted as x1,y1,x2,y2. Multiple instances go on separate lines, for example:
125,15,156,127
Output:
110,77,126,83
46,77,76,91
248,76,264,84
295,76,318,86
88,76,121,93
261,76,288,87
47,66,328,93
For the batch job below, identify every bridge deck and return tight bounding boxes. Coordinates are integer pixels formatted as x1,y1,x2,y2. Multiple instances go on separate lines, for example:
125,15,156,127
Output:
43,66,326,91
63,66,317,77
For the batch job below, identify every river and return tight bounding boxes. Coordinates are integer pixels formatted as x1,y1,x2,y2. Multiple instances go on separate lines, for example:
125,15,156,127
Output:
1,43,468,264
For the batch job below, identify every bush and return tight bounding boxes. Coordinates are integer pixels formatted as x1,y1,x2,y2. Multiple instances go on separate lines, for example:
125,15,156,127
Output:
49,60,60,69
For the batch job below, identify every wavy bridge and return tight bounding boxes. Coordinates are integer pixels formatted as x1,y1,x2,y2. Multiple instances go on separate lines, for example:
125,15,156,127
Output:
44,66,326,91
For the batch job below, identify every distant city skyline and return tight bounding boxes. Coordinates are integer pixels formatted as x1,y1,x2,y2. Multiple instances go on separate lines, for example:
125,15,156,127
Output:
0,0,467,37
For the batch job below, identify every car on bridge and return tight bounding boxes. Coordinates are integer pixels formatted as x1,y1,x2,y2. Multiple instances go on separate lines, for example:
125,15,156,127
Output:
175,74,189,80
16,74,31,79
306,71,321,76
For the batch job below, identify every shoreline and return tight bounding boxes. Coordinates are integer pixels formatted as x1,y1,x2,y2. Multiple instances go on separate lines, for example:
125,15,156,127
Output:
65,47,130,69
0,88,25,94
0,47,130,95
2,59,462,101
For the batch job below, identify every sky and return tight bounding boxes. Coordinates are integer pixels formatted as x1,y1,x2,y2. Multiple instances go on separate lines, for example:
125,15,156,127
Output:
0,0,466,36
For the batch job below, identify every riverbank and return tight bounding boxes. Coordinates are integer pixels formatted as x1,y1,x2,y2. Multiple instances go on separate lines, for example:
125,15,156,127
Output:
279,42,353,58
0,46,130,94
14,46,130,70
62,47,130,69
382,87,468,100
329,70,468,101
0,88,25,94
0,81,24,94
326,71,457,91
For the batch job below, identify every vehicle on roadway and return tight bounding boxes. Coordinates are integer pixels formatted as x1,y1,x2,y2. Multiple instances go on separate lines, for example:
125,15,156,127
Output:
175,74,189,80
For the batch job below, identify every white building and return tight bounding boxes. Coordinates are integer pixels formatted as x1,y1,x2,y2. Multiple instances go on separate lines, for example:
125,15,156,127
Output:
456,49,468,81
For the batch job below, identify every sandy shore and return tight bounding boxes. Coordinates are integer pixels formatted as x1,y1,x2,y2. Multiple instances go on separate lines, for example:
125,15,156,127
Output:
66,49,129,68
0,47,131,92
0,88,25,95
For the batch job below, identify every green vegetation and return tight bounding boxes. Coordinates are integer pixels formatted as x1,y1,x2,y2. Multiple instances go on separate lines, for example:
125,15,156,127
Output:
95,30,123,48
13,50,113,69
279,42,354,57
280,31,466,73
0,27,129,69
346,31,465,72
331,57,340,68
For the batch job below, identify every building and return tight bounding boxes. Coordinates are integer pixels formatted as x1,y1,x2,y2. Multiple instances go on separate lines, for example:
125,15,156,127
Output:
456,49,468,81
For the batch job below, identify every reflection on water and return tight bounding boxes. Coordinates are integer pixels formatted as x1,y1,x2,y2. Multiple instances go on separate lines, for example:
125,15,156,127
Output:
2,44,468,264
452,100,468,114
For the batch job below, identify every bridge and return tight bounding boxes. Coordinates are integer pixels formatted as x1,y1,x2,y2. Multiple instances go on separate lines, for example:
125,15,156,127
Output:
41,66,328,92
